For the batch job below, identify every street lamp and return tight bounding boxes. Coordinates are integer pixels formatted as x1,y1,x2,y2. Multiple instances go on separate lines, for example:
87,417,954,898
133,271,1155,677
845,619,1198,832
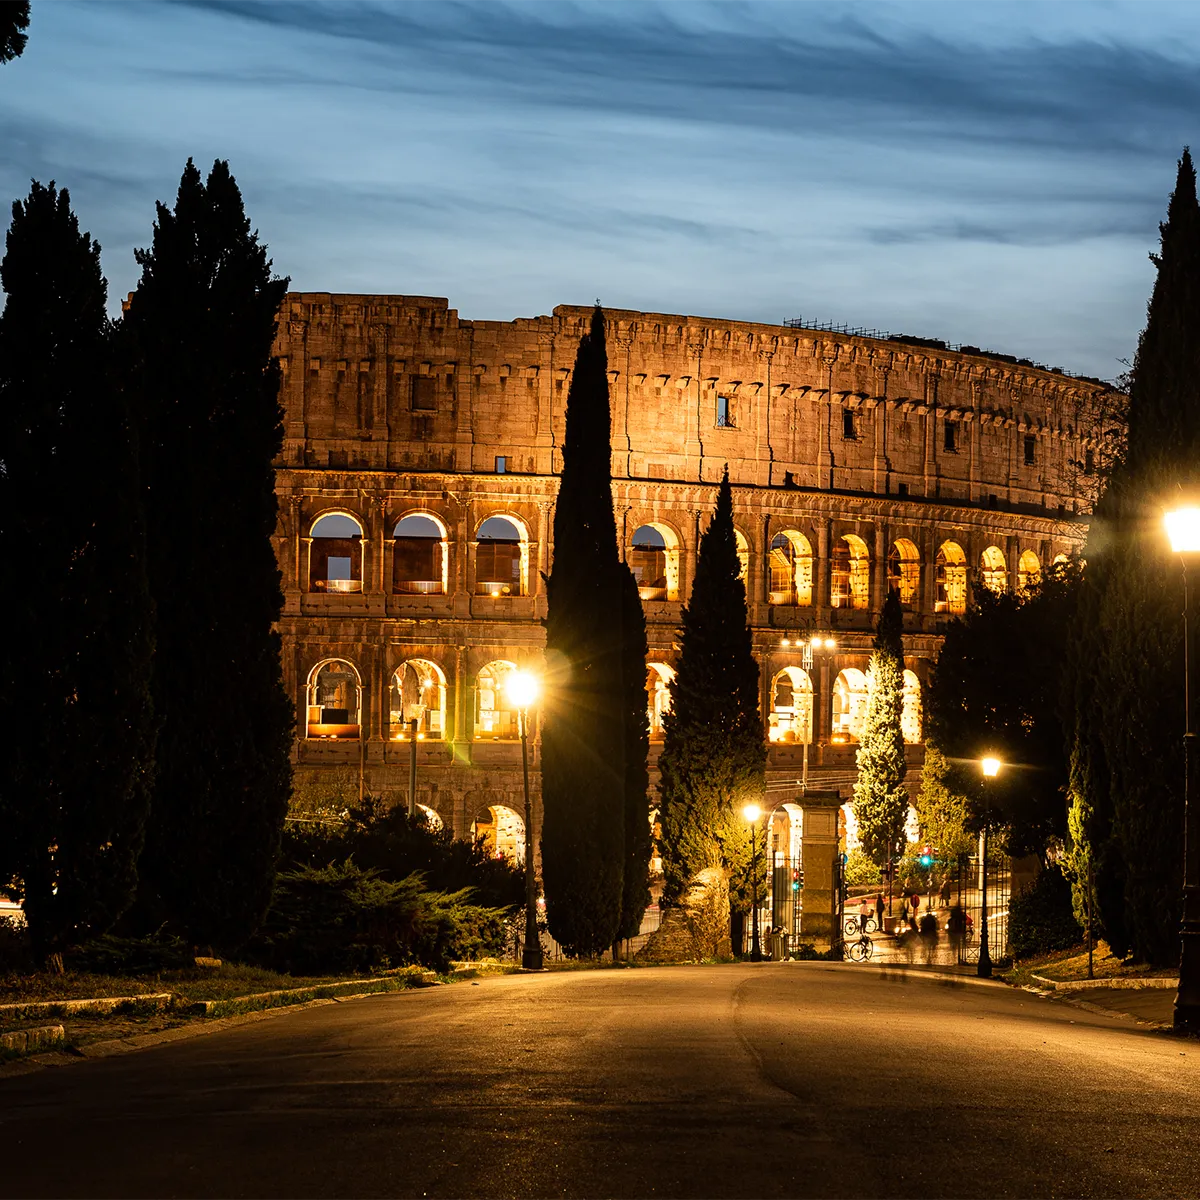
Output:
977,756,1001,979
1164,505,1200,1032
743,802,764,962
506,669,542,970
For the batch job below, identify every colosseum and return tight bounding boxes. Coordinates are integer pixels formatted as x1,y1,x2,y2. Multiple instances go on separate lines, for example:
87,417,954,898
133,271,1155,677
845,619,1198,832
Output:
272,293,1114,865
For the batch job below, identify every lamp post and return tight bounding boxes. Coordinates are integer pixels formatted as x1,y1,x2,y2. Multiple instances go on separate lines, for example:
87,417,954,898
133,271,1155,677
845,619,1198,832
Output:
978,756,1001,979
506,670,542,971
744,803,764,961
406,718,418,818
1164,505,1200,1032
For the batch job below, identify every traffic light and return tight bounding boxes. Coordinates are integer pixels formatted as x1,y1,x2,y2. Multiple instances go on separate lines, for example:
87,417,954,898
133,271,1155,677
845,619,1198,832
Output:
919,845,934,868
791,866,802,893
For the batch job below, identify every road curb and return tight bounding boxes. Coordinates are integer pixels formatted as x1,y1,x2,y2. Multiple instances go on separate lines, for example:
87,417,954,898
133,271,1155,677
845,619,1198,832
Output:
1028,972,1179,991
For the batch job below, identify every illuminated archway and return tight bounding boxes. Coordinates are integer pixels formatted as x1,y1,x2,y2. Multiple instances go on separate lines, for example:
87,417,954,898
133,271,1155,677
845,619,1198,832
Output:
475,660,519,740
310,512,364,594
768,666,813,744
417,804,444,830
935,541,967,615
393,513,447,595
832,667,868,743
472,804,525,865
646,662,675,740
831,534,869,609
901,669,922,744
630,522,681,601
734,529,750,586
306,659,362,738
1018,549,1041,591
389,659,447,740
888,538,921,609
475,515,528,596
981,545,1008,593
768,530,813,606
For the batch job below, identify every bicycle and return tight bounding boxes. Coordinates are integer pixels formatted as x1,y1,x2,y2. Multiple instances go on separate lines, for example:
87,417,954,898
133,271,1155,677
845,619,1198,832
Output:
843,914,878,938
846,933,873,962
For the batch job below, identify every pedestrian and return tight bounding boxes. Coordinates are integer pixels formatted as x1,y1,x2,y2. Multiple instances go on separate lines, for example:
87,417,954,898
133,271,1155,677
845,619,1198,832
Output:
875,891,884,928
940,877,952,908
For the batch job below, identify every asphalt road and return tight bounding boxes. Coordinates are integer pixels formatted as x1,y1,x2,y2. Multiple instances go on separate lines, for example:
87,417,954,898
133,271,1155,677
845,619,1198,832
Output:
1,963,1197,1199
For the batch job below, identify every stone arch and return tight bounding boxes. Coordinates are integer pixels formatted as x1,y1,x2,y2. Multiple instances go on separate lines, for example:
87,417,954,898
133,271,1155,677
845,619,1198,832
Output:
475,659,519,740
1018,549,1041,591
475,514,529,597
768,530,814,606
629,521,681,601
734,528,750,586
832,667,869,743
980,544,1008,593
389,658,447,740
306,658,362,739
309,511,364,594
393,512,448,595
768,666,813,744
831,533,870,609
646,661,675,740
901,668,921,744
472,803,525,865
417,803,444,830
888,538,921,609
935,540,967,615
768,801,804,864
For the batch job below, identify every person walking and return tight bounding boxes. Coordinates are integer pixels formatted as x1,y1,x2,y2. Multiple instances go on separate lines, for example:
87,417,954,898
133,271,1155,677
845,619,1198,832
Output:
939,877,952,908
875,891,884,930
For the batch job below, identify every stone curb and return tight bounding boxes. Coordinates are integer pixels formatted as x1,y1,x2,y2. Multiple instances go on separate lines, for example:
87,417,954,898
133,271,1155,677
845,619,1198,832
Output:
185,974,436,1018
0,993,174,1018
0,1025,65,1053
1029,972,1179,992
785,959,1006,989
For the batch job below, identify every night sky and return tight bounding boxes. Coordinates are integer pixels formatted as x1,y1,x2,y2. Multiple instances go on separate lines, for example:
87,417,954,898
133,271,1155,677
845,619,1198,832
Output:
4,0,1200,379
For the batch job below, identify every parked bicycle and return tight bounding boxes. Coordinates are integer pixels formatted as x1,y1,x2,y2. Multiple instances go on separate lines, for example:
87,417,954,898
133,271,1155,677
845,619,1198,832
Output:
843,914,878,937
845,933,873,962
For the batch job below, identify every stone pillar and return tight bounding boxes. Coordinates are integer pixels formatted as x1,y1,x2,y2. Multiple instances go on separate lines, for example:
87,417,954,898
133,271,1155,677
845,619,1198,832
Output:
300,536,313,593
799,790,842,949
873,523,887,611
816,519,831,613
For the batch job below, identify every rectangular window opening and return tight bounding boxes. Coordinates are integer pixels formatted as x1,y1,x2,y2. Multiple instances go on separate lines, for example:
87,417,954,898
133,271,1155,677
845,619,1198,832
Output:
411,376,436,411
1084,447,1095,475
842,408,857,440
495,455,507,474
943,421,957,453
716,395,735,428
897,482,909,497
1024,435,1036,466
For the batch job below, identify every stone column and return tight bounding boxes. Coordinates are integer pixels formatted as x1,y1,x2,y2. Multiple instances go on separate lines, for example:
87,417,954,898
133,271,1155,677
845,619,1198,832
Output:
816,519,831,615
799,790,843,949
300,536,313,594
873,523,887,611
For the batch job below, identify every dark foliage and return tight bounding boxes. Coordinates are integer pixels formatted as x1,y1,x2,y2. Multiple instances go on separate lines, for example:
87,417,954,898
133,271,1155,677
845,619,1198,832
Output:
657,468,765,907
541,307,626,956
66,933,193,976
1067,149,1200,964
281,801,524,913
0,181,155,960
615,564,652,945
1007,865,1082,960
124,160,292,952
0,1,29,64
248,862,510,976
925,562,1081,859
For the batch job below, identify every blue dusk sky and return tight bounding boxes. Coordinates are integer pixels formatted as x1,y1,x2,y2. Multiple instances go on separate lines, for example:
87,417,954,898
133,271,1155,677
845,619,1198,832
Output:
3,1,1200,380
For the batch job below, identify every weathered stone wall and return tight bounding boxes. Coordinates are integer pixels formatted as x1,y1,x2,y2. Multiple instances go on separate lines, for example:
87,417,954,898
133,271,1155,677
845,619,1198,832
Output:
271,294,1112,839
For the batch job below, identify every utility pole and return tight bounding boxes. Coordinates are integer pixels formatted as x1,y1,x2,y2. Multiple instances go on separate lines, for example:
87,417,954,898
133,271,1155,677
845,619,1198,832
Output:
407,718,418,818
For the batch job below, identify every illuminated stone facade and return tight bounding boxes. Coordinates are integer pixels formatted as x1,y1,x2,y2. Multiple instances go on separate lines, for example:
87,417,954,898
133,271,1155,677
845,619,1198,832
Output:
272,293,1114,845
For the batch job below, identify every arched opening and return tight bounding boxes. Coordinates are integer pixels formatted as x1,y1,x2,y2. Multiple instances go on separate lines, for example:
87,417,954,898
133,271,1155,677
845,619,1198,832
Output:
646,662,675,741
901,669,922,744
734,530,750,587
306,659,361,738
475,516,525,596
769,802,804,864
981,545,1008,593
1018,549,1041,592
935,541,967,615
768,666,813,744
887,538,921,609
393,514,447,595
831,667,868,743
310,513,363,594
831,534,870,609
389,659,447,740
475,660,519,740
768,530,813,606
630,523,680,601
417,803,444,830
472,804,525,865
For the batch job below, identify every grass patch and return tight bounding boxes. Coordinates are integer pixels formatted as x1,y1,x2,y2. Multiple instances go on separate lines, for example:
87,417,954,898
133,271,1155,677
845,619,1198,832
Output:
1003,941,1177,988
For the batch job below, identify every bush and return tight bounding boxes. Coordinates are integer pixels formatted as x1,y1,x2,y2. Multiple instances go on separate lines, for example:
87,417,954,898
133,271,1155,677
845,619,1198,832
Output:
1007,864,1082,960
0,915,30,971
248,861,512,976
844,848,882,888
66,933,193,975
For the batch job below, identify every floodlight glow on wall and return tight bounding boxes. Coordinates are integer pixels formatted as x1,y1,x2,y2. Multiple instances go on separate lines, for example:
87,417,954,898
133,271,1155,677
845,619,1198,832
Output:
1165,506,1200,554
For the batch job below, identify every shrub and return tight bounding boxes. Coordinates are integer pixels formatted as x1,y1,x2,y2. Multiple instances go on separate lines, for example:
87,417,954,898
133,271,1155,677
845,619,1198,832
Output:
0,915,30,971
844,848,882,888
1007,864,1082,960
66,932,192,975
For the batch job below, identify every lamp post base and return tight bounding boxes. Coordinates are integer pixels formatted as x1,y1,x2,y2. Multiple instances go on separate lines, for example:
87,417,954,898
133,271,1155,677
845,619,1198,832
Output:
522,944,544,971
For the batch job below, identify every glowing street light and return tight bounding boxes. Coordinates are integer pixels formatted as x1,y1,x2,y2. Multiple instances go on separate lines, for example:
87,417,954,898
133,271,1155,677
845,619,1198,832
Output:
505,669,543,970
743,802,765,962
1164,505,1200,1032
977,756,1002,978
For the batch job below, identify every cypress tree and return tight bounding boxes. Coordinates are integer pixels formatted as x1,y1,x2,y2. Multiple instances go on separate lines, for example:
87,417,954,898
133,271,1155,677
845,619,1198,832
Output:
852,590,909,867
0,181,155,961
614,563,651,948
541,306,626,957
1067,149,1200,964
124,159,292,952
657,468,765,908
0,1,29,64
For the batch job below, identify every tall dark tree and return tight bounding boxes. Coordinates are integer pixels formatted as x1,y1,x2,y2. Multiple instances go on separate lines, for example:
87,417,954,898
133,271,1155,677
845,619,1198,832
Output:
0,181,155,961
124,159,292,952
0,1,29,64
657,468,765,909
1067,149,1200,964
541,306,626,957
925,564,1080,859
614,564,651,948
852,590,909,867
